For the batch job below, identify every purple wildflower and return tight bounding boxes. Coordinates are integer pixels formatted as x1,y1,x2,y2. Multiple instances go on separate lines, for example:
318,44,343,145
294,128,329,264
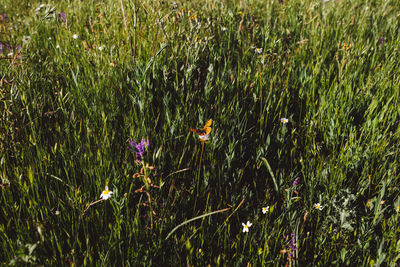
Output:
58,12,66,23
0,13,6,21
289,233,297,250
378,37,385,45
129,138,150,162
283,233,298,259
0,43,2,55
289,233,298,258
16,45,21,53
292,177,300,187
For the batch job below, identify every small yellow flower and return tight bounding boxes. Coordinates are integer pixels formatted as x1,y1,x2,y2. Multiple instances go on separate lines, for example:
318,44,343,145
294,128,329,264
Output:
255,47,263,54
242,221,252,233
100,186,113,200
342,42,352,51
314,203,323,210
262,206,269,214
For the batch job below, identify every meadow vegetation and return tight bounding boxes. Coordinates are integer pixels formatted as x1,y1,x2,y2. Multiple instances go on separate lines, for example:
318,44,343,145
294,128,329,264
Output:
1,0,400,265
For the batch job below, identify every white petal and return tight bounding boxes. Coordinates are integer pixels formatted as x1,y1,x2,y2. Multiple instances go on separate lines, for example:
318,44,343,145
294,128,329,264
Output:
199,134,209,141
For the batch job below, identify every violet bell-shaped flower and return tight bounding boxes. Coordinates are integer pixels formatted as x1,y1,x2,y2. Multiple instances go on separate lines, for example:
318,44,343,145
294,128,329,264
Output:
129,138,150,162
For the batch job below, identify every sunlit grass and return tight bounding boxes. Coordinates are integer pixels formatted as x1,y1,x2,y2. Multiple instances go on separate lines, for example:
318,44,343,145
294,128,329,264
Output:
1,0,400,265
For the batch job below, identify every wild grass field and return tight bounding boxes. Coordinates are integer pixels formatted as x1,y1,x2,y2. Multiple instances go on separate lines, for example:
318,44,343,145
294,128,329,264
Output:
1,0,400,265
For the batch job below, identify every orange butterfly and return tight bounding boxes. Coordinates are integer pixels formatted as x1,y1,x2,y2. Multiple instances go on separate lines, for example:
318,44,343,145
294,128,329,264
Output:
190,119,212,142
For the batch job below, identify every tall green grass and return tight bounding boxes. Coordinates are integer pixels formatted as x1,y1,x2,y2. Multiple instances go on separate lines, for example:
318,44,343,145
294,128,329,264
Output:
1,0,400,265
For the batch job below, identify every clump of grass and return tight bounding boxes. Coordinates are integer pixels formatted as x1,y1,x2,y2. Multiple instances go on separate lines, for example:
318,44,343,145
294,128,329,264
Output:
1,0,400,265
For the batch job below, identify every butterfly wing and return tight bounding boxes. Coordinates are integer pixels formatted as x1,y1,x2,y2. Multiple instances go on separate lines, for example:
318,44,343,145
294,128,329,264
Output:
202,119,212,135
203,126,211,135
190,119,212,136
203,119,212,128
